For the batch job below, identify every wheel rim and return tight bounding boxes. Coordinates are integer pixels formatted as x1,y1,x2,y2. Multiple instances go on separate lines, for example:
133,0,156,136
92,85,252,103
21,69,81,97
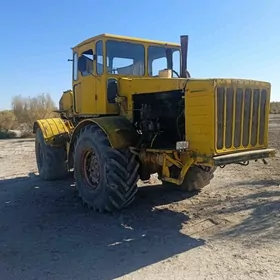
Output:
82,149,100,190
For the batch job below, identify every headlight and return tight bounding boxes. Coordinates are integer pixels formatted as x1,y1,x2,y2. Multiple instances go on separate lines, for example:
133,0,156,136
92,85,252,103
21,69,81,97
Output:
176,141,189,151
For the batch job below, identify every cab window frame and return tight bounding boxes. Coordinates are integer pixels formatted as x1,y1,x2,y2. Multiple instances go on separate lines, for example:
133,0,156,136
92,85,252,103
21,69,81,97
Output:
147,45,181,77
73,51,78,81
95,40,104,75
105,39,145,76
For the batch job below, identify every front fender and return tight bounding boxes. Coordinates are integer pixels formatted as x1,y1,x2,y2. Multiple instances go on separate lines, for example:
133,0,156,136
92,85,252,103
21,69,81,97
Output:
67,116,139,168
70,116,139,149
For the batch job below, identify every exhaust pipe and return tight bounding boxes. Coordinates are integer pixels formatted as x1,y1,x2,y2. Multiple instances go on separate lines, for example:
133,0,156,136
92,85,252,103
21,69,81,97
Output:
180,35,189,78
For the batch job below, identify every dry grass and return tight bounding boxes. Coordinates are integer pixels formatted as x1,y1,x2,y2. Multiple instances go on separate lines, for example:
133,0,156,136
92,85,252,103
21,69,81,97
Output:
0,93,58,139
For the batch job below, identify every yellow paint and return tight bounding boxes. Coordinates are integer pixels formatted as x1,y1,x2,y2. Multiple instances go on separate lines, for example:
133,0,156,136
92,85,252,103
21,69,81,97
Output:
58,90,74,117
161,152,194,184
73,33,180,49
70,116,139,150
70,33,183,116
184,78,272,158
184,79,215,156
118,77,186,120
213,79,271,154
33,118,70,145
73,41,97,114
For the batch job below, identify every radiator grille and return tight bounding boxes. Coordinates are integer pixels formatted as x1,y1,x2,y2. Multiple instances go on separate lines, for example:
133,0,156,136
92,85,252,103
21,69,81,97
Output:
216,86,268,151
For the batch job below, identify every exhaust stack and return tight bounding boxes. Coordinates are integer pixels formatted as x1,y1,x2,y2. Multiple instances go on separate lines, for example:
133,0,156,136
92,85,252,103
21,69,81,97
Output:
180,35,189,78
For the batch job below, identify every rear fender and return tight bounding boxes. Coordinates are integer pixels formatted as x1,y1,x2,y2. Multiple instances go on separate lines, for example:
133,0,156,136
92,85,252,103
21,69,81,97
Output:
33,118,72,146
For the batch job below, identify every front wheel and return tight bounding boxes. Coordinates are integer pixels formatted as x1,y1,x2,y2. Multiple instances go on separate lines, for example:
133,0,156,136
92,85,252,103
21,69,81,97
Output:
165,166,216,192
73,124,139,212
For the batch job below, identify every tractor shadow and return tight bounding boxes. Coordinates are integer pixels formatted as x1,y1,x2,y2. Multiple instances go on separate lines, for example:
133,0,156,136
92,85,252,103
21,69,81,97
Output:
211,180,280,246
0,173,203,280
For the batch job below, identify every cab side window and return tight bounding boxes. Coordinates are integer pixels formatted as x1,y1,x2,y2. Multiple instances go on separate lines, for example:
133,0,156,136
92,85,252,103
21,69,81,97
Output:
78,49,94,76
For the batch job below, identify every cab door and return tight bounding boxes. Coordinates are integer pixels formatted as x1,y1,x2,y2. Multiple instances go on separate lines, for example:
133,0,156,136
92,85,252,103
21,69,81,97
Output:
75,43,97,115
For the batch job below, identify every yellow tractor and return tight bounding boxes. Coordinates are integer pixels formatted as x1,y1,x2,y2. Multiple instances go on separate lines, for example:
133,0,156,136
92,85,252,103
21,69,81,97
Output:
33,33,275,212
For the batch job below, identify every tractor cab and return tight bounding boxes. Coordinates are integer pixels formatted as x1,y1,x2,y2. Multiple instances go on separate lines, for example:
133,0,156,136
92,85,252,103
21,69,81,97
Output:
74,34,185,79
69,34,189,116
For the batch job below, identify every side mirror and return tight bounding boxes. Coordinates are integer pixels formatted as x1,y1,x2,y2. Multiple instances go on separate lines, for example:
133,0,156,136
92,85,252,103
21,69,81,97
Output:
107,78,118,103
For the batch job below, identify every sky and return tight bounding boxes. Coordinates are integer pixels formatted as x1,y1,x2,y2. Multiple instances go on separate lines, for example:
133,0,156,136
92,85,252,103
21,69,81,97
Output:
0,0,279,110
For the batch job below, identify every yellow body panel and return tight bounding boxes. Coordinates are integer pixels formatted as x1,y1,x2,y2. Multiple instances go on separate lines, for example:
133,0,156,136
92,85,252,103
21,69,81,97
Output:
58,90,74,117
34,115,138,150
73,42,98,115
118,77,186,120
33,118,71,145
184,78,271,158
118,77,186,94
185,79,215,156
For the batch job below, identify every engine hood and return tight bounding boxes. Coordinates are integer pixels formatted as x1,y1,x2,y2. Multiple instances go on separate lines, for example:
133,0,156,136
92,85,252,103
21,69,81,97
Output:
118,77,188,95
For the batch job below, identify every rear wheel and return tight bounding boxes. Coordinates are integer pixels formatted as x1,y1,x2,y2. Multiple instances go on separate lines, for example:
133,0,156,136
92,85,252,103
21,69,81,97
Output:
166,166,216,192
73,124,139,212
35,128,68,180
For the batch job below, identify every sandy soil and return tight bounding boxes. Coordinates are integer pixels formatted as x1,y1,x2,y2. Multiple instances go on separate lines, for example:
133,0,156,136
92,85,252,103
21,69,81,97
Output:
0,116,280,280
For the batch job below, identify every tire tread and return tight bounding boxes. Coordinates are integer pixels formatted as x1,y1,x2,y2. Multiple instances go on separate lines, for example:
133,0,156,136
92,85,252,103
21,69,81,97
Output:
73,123,139,212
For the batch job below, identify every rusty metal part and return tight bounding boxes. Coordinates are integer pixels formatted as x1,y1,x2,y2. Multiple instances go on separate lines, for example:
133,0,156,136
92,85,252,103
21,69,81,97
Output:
139,149,194,185
139,150,172,167
82,149,100,190
213,148,275,166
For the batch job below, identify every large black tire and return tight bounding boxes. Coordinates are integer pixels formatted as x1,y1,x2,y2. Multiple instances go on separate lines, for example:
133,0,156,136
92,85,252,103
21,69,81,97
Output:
166,166,216,192
35,128,68,180
73,124,139,212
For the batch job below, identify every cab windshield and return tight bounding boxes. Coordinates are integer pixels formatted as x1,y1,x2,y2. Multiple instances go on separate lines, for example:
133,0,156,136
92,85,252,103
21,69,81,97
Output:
106,40,145,76
148,46,180,77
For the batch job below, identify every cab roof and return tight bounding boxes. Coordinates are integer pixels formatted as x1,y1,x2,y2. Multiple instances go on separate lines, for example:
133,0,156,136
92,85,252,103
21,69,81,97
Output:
72,33,181,49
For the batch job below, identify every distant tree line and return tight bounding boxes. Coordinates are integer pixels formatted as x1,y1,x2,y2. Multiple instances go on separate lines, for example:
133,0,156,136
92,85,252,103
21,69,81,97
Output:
0,93,58,138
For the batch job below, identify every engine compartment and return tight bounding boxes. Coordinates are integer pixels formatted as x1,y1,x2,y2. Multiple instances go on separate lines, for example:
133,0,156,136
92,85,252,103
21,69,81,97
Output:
132,90,185,149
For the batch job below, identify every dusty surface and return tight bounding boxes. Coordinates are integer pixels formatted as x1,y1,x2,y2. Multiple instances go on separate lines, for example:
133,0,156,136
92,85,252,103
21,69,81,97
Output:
0,116,280,280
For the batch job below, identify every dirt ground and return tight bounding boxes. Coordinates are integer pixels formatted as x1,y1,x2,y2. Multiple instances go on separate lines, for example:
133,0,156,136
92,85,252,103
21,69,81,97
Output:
1,116,280,280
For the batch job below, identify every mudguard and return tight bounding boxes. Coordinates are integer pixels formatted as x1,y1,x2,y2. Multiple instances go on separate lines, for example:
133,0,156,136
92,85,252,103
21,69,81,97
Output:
33,118,71,146
67,116,139,169
70,116,139,150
